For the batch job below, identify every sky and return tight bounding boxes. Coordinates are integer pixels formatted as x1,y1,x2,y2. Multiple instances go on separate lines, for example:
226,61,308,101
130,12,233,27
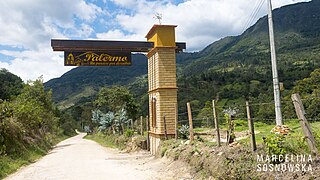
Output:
0,0,311,82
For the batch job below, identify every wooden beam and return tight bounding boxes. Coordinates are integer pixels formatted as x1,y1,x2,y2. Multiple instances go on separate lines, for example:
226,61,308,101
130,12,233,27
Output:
51,39,154,52
51,39,186,53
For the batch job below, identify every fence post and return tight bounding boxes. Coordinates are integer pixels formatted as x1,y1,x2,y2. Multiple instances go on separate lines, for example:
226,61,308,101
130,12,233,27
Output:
246,101,257,151
226,114,231,145
163,113,168,140
175,103,178,140
146,115,150,151
140,116,143,136
291,93,318,156
187,102,194,141
212,100,221,147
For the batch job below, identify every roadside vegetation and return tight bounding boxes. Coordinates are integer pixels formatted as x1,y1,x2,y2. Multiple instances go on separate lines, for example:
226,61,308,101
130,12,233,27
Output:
160,68,320,179
84,86,147,151
83,68,320,179
158,119,320,179
0,69,78,179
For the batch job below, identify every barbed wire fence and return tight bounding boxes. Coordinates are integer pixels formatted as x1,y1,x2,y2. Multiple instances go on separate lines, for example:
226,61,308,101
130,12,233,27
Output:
176,94,320,152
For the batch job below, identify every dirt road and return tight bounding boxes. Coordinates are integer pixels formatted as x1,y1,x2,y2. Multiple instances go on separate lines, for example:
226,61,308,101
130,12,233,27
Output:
5,133,192,180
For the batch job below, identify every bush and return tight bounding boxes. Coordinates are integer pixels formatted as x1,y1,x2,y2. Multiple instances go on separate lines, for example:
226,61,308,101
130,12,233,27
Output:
124,129,134,138
263,133,287,164
178,125,189,139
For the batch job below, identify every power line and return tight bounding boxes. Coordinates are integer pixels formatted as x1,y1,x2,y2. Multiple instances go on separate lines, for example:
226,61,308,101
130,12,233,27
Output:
242,0,265,33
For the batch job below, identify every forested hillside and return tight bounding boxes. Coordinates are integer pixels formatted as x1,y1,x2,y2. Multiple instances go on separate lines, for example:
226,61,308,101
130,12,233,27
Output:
176,0,320,115
45,0,320,121
45,54,147,105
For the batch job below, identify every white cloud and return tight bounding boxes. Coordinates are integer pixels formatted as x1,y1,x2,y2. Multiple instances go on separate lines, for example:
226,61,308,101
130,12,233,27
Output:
0,0,102,82
0,0,102,50
111,0,311,51
0,0,312,82
96,29,141,40
0,48,74,82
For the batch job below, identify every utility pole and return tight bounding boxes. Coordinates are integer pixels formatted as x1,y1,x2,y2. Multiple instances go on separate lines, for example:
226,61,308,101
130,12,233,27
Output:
267,0,282,125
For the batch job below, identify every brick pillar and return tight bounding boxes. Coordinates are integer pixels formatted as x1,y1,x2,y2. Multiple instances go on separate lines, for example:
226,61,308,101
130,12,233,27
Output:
146,25,178,155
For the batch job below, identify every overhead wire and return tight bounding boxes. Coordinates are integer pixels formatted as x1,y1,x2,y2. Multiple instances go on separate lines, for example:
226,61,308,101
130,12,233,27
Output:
241,0,265,33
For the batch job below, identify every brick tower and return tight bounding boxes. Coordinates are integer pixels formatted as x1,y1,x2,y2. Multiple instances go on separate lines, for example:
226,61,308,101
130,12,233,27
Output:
145,25,178,155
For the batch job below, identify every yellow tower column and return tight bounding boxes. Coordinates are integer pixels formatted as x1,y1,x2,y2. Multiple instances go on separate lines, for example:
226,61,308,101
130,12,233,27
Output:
145,25,178,155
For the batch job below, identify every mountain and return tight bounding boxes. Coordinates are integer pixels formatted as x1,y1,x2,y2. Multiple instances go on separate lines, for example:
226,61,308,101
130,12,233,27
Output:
45,54,147,107
183,0,320,75
175,0,320,114
45,0,320,115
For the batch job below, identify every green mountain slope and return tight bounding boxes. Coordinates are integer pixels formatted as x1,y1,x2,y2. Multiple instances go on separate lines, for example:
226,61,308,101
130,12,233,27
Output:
176,0,320,114
45,0,320,115
45,54,147,106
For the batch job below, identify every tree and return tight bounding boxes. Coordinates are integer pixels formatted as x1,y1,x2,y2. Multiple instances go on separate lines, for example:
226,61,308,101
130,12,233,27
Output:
13,77,57,135
0,77,66,156
92,108,129,134
114,108,129,134
292,68,320,119
0,68,23,100
94,86,139,120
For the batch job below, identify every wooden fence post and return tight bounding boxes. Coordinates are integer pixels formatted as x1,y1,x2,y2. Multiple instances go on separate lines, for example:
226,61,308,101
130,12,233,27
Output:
140,116,143,136
146,115,150,151
187,102,194,141
163,113,168,140
175,103,178,140
226,114,231,145
212,100,221,147
292,94,318,156
246,101,256,151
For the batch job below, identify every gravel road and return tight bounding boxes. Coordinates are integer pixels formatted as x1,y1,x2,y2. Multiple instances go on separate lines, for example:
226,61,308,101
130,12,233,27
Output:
5,133,192,180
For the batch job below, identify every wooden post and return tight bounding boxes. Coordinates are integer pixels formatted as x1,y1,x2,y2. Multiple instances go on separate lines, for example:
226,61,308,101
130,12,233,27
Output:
292,94,318,156
226,114,231,145
187,102,194,141
163,114,168,140
140,116,143,136
175,103,178,140
146,115,150,151
131,119,134,130
212,100,221,147
246,101,257,151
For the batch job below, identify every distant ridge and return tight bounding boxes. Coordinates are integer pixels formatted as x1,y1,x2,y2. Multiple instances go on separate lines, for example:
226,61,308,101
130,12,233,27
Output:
45,0,320,112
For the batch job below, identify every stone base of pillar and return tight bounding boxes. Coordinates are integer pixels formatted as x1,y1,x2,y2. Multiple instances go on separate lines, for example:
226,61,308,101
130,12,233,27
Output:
149,132,175,155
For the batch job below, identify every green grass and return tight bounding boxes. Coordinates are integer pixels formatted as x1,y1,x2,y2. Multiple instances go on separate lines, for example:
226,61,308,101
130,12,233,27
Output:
193,127,211,133
0,146,46,178
85,133,117,149
85,132,129,150
194,119,320,154
0,135,69,179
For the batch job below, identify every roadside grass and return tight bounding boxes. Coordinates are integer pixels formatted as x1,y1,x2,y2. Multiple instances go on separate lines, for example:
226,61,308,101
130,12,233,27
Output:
167,119,320,179
85,132,129,150
194,119,320,154
0,135,69,179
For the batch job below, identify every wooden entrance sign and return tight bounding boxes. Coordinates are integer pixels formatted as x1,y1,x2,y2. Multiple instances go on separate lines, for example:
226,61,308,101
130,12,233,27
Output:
64,51,132,66
51,25,186,155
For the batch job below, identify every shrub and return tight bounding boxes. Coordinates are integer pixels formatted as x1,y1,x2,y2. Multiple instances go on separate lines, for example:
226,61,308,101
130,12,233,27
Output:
178,125,189,139
263,133,287,164
124,129,134,138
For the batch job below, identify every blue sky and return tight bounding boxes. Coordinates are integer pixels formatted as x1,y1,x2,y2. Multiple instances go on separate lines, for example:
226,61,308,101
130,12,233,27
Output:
0,0,311,82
